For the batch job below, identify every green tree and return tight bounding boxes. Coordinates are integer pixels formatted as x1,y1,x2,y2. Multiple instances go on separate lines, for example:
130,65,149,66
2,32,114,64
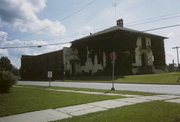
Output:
0,56,19,75
0,56,17,93
0,71,16,93
0,56,13,71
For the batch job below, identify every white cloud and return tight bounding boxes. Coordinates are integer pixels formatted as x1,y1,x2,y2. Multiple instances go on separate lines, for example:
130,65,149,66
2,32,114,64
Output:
0,49,8,56
0,0,65,36
91,0,146,30
0,31,9,56
166,51,173,56
166,51,177,64
0,31,71,68
0,31,8,42
77,25,93,35
3,39,47,46
167,32,175,38
2,39,66,55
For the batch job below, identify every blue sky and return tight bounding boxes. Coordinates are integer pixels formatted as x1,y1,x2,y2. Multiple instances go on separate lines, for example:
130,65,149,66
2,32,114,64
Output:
0,0,180,68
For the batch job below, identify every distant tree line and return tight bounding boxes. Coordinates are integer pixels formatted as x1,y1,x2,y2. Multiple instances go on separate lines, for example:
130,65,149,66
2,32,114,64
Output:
0,56,18,93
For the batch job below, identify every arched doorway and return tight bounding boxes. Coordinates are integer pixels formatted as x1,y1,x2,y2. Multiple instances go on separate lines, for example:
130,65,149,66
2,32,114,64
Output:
141,53,148,67
70,61,80,75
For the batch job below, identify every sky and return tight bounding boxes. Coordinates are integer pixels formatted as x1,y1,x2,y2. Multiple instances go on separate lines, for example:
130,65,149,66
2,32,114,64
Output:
0,0,180,68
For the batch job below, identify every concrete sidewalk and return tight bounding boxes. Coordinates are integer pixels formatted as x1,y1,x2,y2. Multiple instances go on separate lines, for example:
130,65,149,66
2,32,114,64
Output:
0,95,179,122
45,88,141,97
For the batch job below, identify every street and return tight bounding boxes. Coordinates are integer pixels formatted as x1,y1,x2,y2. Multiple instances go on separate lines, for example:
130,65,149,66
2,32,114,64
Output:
18,81,180,95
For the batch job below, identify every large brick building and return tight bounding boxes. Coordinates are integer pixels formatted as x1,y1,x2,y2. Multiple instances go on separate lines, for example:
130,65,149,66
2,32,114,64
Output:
21,50,64,80
21,19,167,80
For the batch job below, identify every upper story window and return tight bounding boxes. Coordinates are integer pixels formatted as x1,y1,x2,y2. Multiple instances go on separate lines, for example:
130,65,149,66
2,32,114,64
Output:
142,37,146,49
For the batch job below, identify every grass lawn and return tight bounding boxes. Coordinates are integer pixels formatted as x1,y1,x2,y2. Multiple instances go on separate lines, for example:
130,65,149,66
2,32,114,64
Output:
64,72,180,84
0,87,124,117
116,72,180,84
20,85,157,96
59,101,180,122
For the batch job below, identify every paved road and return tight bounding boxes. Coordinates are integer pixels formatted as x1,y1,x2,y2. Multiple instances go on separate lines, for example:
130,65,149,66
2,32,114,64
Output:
18,81,180,95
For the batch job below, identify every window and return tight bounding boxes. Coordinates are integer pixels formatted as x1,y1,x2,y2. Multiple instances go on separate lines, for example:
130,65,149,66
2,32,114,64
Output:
142,37,146,49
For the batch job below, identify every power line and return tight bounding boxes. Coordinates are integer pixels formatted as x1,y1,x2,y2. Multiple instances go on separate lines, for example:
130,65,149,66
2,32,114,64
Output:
60,0,97,21
92,12,180,33
40,32,91,42
127,12,180,25
0,32,94,49
143,23,180,32
0,31,92,49
127,14,180,27
15,2,179,41
0,42,71,49
17,0,98,40
1,23,180,49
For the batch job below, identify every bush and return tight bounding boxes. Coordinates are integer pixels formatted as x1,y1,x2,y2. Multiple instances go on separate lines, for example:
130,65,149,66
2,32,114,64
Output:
0,71,17,93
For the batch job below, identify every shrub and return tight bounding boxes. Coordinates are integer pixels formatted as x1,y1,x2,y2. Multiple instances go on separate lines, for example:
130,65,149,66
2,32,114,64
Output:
0,71,17,93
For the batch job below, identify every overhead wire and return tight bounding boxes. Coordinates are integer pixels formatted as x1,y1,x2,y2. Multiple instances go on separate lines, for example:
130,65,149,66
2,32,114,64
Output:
0,0,99,50
1,23,180,49
127,14,180,27
40,32,91,42
14,1,180,41
18,11,179,41
17,0,98,40
143,23,180,32
0,42,71,49
60,0,97,22
127,12,180,25
2,0,180,50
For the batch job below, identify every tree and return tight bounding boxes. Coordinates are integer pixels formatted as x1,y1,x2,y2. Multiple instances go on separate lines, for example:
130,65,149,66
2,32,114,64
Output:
0,56,19,75
0,71,16,93
0,56,13,71
0,56,17,93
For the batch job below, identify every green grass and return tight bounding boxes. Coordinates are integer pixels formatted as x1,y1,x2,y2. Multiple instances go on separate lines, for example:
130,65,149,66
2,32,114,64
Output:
0,87,124,117
19,85,157,96
62,72,180,84
59,101,180,122
116,72,180,84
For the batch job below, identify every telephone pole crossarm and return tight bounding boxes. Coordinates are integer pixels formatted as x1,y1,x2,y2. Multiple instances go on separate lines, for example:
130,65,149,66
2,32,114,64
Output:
172,46,180,68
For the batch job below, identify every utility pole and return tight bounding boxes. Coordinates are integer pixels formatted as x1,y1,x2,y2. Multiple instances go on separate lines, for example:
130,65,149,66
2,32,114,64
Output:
172,46,180,83
110,51,116,90
172,46,180,68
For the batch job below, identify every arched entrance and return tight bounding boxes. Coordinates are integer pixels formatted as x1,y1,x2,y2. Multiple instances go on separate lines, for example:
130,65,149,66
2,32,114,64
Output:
70,60,80,75
141,53,148,67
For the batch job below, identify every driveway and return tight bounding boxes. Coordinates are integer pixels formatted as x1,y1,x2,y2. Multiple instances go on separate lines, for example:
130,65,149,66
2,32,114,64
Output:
18,81,180,95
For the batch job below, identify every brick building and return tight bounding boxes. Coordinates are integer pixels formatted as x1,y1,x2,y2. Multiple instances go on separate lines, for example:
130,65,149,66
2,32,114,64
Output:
21,19,167,80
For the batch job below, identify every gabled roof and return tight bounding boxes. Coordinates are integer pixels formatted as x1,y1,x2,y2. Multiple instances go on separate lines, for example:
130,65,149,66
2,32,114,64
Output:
72,25,167,42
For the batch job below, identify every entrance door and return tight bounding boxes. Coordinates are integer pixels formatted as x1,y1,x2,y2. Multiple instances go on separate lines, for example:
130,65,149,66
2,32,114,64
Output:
71,62,76,75
142,53,148,66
